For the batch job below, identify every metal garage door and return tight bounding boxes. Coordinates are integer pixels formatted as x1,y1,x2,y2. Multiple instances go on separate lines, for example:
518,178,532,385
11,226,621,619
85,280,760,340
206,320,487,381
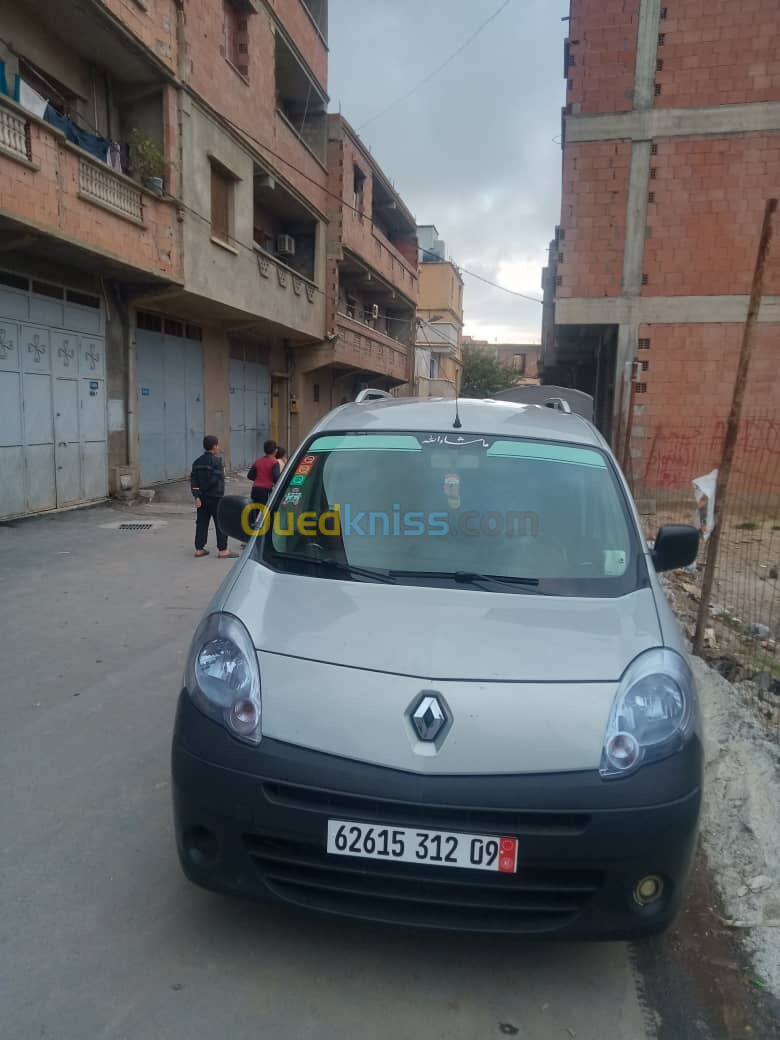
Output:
136,314,204,485
0,272,107,521
229,343,270,472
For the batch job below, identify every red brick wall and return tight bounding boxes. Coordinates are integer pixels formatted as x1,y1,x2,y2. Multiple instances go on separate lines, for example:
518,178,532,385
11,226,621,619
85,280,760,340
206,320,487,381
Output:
557,140,631,298
99,0,178,73
567,0,639,115
1,122,180,281
267,0,328,89
656,0,780,108
335,131,418,304
644,134,780,296
632,323,780,491
184,0,328,217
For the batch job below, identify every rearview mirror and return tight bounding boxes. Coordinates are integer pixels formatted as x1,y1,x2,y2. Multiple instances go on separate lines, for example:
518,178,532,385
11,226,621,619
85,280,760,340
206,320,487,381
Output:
218,495,252,543
651,524,700,573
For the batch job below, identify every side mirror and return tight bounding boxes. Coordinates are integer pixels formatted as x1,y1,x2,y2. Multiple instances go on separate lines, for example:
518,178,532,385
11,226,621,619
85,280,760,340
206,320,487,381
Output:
651,524,700,573
218,495,252,543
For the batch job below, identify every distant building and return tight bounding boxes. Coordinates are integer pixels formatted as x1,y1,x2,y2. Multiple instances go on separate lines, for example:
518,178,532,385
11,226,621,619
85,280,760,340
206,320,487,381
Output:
415,226,464,398
462,338,541,384
306,115,418,423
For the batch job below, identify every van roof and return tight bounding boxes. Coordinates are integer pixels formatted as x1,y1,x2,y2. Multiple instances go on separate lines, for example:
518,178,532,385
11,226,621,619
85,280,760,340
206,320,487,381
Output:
312,397,605,448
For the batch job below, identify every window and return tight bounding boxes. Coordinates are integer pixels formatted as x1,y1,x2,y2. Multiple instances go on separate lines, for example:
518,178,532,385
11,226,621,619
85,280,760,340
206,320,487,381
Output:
429,355,441,380
512,354,524,373
18,56,81,119
313,383,320,403
353,165,366,214
211,165,234,243
262,433,641,597
223,0,249,77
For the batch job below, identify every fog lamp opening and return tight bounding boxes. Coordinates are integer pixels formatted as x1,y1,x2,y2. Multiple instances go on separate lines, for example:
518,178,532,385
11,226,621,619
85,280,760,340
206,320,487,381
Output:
633,874,665,907
183,825,220,868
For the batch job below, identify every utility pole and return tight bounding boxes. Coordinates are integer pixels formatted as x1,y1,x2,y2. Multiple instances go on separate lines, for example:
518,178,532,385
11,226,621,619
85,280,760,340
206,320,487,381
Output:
693,198,778,656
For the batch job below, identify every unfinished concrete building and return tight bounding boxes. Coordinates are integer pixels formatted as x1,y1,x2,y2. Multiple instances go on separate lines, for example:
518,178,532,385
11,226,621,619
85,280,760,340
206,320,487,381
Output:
541,0,780,484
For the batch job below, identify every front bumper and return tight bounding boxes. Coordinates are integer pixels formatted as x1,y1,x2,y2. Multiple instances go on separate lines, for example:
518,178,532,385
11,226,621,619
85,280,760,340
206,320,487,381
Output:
172,692,702,938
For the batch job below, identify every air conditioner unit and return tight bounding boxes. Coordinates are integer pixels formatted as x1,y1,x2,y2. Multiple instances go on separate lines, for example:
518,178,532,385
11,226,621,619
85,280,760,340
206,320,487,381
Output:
371,304,380,320
276,234,296,256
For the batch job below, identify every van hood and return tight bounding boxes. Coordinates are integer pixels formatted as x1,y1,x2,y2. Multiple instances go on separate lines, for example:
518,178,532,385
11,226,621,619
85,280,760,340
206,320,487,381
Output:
223,560,662,682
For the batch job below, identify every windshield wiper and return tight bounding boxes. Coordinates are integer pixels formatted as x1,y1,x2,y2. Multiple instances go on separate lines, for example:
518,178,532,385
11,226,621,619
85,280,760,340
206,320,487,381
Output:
389,570,541,592
273,553,396,584
453,571,541,591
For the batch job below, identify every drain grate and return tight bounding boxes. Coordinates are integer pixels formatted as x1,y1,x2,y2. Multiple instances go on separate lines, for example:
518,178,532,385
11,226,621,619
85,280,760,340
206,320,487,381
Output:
118,522,154,531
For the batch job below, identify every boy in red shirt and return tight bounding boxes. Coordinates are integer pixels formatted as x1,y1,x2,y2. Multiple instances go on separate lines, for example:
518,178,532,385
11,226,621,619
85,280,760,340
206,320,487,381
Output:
248,440,278,507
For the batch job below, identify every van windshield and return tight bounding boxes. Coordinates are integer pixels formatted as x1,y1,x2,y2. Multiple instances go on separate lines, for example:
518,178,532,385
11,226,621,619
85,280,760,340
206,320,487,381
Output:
260,431,644,597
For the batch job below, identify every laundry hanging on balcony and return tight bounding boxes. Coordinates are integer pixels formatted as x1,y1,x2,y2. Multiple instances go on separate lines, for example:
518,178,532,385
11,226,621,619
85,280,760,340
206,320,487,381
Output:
13,77,48,119
44,105,110,163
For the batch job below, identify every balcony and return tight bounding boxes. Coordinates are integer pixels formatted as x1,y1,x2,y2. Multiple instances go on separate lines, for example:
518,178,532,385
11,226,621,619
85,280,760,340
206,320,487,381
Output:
0,104,30,164
0,94,180,283
301,311,409,384
79,156,143,224
342,205,418,302
253,246,324,341
275,29,327,166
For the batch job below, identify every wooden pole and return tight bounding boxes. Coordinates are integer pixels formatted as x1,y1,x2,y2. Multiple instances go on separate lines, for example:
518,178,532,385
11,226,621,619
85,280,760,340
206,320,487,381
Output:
693,198,778,656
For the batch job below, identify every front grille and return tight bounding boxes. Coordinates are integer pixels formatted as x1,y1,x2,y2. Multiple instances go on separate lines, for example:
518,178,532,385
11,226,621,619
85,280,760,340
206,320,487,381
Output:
262,781,590,837
244,835,604,933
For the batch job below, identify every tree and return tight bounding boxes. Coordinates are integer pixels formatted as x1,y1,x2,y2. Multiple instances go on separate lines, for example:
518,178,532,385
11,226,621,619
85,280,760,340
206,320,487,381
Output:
461,344,517,398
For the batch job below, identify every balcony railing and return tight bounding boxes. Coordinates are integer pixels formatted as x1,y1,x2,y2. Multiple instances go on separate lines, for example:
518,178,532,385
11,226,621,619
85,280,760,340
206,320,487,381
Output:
0,101,31,162
78,157,143,224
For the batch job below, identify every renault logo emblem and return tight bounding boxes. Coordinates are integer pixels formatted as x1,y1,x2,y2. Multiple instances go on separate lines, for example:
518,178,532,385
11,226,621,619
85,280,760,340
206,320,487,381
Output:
411,694,448,742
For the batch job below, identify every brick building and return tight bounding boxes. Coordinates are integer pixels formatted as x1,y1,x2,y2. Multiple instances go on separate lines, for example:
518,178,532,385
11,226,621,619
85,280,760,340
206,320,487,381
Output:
0,0,331,519
541,0,780,485
463,337,541,383
299,115,417,424
414,226,464,398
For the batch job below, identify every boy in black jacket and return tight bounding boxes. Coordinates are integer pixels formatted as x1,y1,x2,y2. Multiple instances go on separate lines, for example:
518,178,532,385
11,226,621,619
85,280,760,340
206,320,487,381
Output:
190,435,237,558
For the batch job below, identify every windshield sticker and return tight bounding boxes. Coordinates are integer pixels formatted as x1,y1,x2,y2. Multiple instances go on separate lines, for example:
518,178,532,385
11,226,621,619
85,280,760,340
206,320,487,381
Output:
290,475,307,487
281,489,303,507
295,463,314,476
309,435,421,452
487,441,607,468
422,434,490,448
444,472,461,509
301,454,318,466
604,549,627,576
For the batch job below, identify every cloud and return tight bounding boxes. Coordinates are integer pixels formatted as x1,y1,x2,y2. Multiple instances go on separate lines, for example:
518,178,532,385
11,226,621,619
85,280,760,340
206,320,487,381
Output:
328,0,568,341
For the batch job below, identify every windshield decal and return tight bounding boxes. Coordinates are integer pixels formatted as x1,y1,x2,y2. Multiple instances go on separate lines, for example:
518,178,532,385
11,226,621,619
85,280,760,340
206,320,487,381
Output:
309,435,421,452
487,441,607,468
422,434,490,448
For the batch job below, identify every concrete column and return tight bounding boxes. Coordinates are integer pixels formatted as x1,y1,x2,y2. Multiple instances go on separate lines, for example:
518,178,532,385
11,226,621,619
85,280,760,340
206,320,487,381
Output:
612,0,663,443
633,0,663,111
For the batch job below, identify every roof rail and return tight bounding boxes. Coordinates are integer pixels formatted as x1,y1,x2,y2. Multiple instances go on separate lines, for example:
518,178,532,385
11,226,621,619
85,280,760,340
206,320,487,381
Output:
544,397,572,414
355,388,393,403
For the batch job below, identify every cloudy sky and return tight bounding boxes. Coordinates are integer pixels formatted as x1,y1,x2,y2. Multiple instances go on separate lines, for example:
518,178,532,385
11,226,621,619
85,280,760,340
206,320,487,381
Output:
328,0,569,344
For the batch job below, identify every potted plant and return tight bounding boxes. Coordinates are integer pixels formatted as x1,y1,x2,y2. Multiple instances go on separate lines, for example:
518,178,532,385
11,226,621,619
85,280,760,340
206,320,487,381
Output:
129,129,167,196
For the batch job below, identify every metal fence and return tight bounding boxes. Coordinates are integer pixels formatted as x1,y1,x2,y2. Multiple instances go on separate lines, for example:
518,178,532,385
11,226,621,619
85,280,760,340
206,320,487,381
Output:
631,415,780,701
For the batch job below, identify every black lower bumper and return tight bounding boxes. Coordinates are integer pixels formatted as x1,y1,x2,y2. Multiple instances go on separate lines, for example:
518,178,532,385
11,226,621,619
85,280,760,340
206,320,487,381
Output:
172,692,702,939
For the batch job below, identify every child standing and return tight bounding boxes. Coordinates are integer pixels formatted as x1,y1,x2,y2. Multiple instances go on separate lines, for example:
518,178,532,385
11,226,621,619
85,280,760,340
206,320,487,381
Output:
247,439,278,507
190,435,237,559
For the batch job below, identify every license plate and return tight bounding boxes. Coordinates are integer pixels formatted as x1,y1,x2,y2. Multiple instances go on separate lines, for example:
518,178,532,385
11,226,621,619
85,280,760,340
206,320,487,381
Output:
326,820,518,874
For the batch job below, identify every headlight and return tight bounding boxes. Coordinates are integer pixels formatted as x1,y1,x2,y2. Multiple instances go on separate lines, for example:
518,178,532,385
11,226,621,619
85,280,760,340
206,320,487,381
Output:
184,613,262,744
600,649,697,779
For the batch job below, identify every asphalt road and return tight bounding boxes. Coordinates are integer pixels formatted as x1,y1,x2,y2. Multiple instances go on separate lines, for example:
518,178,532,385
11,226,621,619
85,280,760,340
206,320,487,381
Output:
1,499,773,1040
